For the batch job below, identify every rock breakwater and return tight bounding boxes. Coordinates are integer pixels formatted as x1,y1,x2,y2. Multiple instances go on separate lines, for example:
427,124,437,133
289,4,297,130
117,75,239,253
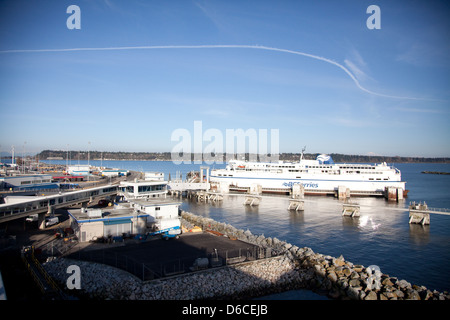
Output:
43,210,450,300
181,211,449,300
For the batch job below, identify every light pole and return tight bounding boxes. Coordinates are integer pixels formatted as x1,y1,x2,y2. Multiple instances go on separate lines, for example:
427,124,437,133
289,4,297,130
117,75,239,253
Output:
88,141,91,181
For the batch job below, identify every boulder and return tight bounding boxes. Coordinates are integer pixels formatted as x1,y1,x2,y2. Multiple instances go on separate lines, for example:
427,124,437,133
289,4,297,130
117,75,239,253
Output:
346,286,361,300
349,279,361,287
406,289,421,300
327,271,338,283
397,279,411,290
333,257,346,267
364,290,378,300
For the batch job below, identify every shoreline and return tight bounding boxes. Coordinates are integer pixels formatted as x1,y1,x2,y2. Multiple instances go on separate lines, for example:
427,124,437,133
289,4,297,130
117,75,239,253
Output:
43,210,450,300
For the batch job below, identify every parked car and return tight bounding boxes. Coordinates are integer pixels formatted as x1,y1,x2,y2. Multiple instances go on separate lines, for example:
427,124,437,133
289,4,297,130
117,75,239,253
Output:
97,199,110,207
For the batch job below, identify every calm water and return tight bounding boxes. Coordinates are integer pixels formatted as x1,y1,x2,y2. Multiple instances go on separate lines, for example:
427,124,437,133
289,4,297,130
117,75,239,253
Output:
44,160,450,293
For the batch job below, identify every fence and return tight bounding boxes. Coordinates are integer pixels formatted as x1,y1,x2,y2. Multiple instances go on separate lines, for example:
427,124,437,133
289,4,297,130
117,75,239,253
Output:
67,245,273,282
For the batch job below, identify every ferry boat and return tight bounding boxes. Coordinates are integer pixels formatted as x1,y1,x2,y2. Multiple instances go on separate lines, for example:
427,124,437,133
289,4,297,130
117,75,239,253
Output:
210,151,407,198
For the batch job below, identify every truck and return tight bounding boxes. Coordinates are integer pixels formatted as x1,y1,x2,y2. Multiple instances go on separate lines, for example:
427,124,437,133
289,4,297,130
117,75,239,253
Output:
147,226,181,240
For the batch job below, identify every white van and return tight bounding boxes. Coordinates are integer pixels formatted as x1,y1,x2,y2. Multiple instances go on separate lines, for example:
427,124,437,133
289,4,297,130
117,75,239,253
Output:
45,217,59,227
26,214,39,223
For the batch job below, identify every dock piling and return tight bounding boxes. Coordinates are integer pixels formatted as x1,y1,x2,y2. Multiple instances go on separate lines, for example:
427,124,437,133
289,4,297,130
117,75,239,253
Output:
342,203,360,217
288,200,304,211
408,201,430,225
244,196,261,206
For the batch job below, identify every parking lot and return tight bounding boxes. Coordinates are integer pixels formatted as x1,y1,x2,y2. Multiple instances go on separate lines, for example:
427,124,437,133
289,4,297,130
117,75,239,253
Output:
68,232,262,280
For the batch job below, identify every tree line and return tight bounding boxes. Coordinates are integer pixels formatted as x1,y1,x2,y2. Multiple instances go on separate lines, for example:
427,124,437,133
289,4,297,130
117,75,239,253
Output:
33,150,450,163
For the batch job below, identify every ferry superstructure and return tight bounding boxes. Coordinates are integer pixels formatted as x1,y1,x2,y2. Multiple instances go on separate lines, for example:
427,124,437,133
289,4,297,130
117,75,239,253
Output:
210,153,407,197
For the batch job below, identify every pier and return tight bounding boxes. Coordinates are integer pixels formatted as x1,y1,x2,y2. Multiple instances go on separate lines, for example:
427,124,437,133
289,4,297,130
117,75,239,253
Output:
407,201,450,225
342,203,361,217
188,190,224,202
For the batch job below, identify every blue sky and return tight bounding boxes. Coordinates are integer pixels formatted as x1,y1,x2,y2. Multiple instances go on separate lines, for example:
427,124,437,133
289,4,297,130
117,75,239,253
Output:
0,0,449,157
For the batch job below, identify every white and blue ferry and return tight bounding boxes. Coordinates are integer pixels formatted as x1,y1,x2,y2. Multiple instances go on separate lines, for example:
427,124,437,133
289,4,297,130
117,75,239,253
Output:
210,151,407,197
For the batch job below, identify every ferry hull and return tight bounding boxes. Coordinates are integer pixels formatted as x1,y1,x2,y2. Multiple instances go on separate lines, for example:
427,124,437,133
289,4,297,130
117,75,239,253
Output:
210,175,406,197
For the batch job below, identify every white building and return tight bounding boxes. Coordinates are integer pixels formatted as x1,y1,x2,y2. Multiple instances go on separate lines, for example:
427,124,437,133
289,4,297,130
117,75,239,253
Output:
144,172,164,181
67,165,90,176
101,168,129,177
128,198,181,231
119,179,167,200
68,198,181,242
68,207,149,242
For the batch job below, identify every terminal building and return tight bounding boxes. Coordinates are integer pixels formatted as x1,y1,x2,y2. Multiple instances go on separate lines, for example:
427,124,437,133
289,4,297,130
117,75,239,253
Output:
0,174,59,191
118,176,168,200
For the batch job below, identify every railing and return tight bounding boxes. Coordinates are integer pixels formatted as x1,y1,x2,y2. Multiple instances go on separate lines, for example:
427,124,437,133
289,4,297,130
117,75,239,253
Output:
21,246,65,298
427,207,450,213
68,246,272,282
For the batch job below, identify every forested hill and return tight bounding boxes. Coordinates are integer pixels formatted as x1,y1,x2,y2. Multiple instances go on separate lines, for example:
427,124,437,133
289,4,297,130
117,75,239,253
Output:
34,150,450,163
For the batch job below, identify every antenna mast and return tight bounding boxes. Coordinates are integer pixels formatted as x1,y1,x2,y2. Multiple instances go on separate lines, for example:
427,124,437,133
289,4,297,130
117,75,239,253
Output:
300,146,306,161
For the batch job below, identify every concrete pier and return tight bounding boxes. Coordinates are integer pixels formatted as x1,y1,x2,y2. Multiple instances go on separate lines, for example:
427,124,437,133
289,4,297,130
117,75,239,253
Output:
337,186,350,200
409,202,430,225
244,195,261,206
288,200,304,211
291,184,304,199
190,190,224,202
342,203,360,217
385,187,404,202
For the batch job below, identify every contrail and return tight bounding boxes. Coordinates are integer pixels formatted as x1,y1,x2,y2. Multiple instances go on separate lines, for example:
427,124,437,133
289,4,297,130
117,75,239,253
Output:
0,44,427,100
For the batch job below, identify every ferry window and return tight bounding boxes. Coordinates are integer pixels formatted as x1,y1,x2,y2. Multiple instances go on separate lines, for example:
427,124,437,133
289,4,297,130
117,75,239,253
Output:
369,178,374,180
155,207,160,211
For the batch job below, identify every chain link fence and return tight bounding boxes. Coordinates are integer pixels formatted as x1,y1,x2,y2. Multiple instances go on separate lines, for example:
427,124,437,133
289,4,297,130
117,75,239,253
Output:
66,245,273,281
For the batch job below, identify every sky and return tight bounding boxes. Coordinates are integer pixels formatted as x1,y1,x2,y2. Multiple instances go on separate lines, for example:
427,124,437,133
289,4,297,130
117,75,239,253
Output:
0,0,449,157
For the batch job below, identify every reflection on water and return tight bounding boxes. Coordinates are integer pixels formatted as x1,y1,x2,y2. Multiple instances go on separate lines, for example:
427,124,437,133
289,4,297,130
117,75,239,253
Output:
408,224,430,246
